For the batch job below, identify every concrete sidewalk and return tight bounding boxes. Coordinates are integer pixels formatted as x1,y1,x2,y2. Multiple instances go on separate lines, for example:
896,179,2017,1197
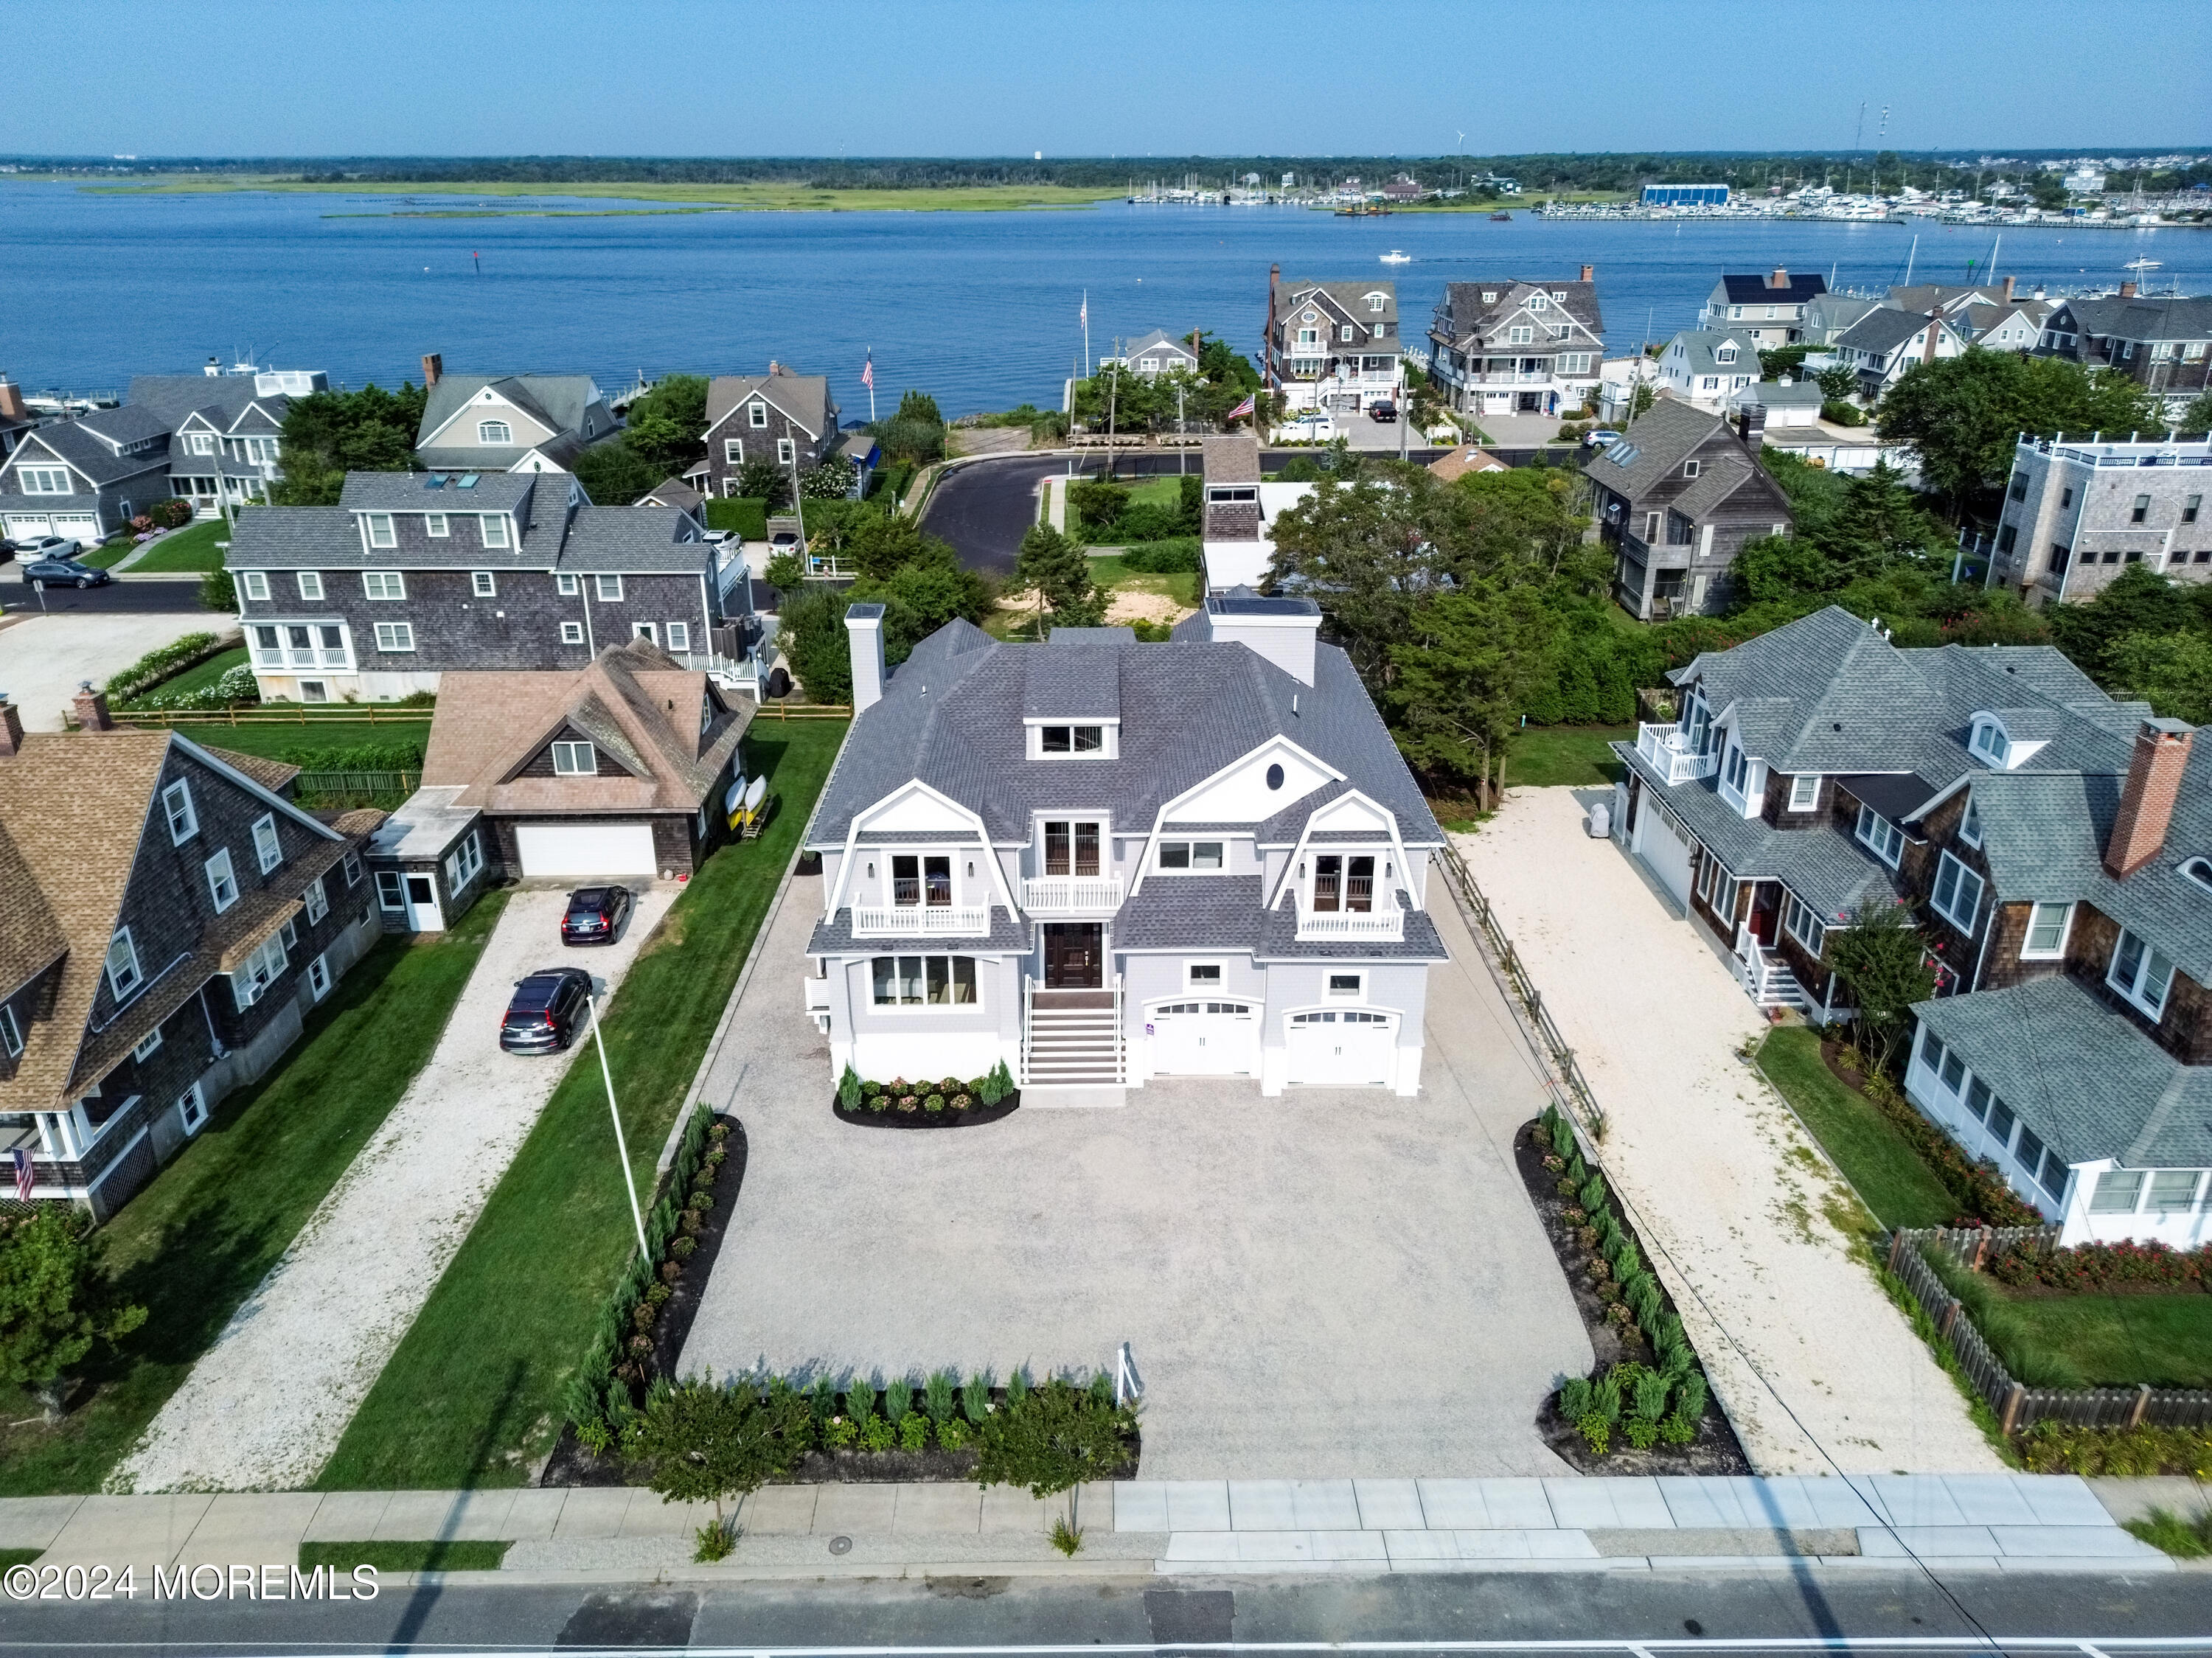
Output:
0,1475,2178,1581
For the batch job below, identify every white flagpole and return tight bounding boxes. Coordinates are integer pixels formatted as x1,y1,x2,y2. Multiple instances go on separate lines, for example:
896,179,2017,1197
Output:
867,351,877,425
1082,290,1091,379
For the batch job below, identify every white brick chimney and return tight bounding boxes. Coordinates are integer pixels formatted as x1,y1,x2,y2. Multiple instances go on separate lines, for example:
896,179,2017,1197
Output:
845,602,886,712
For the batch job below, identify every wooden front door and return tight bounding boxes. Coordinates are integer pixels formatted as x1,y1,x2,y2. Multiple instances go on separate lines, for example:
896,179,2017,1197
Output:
1043,923,1103,989
1748,882,1781,945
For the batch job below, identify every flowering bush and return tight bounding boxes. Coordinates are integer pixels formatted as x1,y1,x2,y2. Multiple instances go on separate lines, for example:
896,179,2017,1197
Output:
1988,1239,2208,1293
133,663,260,712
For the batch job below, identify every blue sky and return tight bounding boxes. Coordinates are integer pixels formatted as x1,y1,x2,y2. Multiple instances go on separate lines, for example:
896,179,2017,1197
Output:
15,0,2208,158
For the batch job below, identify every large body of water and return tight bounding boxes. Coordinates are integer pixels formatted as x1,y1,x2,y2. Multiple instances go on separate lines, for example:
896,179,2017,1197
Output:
3,184,2196,417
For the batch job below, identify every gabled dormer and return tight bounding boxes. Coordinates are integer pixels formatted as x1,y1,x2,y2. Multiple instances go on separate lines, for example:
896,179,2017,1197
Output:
511,717,641,781
1269,789,1413,941
1022,641,1121,759
1967,711,2052,771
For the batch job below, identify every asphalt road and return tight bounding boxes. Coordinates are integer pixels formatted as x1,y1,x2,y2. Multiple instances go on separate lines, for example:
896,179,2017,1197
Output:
0,575,216,616
4,1566,2206,1656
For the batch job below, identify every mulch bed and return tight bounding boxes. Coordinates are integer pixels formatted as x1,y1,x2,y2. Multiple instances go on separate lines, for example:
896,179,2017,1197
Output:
1513,1118,1752,1476
833,1092,1020,1129
540,1115,748,1489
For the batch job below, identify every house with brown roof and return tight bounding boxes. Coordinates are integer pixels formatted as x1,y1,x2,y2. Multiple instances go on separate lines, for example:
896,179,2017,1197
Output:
364,638,754,917
0,692,380,1219
1427,444,1509,482
689,366,841,501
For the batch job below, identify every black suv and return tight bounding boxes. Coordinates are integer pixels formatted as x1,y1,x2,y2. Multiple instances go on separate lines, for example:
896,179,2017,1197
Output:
499,966,594,1053
560,885,635,946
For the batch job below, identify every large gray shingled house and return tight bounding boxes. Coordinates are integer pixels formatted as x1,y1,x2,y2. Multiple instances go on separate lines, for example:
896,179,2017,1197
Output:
801,592,1447,1098
226,470,757,703
1613,605,2212,1247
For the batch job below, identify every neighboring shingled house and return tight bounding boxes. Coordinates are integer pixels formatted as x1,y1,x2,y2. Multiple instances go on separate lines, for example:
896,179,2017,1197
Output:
1586,400,1794,620
1611,605,2212,1245
1697,268,1829,345
1265,268,1403,414
1655,329,1762,408
1425,270,1603,419
412,365,619,476
0,694,380,1219
691,366,840,500
802,593,1447,1099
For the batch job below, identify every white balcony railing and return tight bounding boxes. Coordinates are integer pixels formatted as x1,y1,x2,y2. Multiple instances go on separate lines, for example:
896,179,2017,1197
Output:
1295,906,1405,941
849,903,991,937
1636,722,1719,785
1023,876,1124,913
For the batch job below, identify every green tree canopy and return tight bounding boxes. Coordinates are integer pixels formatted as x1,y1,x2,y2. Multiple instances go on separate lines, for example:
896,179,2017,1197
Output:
619,374,710,477
271,382,428,504
1826,901,1938,1076
571,439,661,506
1013,523,1107,634
1391,582,1560,808
627,1379,811,1522
737,457,793,509
1877,349,2158,518
2107,630,2212,725
0,1209,147,1419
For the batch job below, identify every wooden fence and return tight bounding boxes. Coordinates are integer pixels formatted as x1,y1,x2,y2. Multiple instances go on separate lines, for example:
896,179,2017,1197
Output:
117,705,434,729
1433,838,1607,1141
293,770,417,801
1886,1227,2212,1432
757,701,851,720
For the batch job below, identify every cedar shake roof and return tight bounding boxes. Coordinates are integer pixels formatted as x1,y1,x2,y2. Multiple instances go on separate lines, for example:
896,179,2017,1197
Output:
1427,445,1508,481
201,747,300,796
420,638,753,816
1203,434,1262,484
704,370,835,440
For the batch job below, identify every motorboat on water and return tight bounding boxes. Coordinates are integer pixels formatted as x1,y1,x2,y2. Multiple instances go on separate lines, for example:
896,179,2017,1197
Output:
1379,249,1411,265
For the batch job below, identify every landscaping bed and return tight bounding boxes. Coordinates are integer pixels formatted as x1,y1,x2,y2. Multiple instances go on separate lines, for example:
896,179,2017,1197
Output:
1514,1111,1750,1474
834,1067,1020,1128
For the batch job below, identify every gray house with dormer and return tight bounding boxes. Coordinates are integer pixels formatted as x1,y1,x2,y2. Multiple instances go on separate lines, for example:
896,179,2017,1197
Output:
692,366,841,499
226,471,757,703
1265,269,1404,414
802,592,1447,1099
1426,270,1604,419
413,366,619,477
0,406,174,546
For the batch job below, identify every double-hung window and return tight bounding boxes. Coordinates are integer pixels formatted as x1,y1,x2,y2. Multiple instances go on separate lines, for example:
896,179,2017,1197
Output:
724,439,743,464
251,812,282,874
205,848,239,912
870,955,978,1007
596,574,623,602
471,571,497,597
163,779,198,843
364,571,406,600
240,571,271,602
749,401,768,428
1782,894,1826,955
556,573,580,596
1721,741,1750,802
1787,773,1820,812
365,514,396,549
232,935,287,1009
2108,927,2176,1018
2021,902,2072,959
665,621,690,652
1930,851,1983,932
373,621,415,652
1959,796,1983,848
425,512,450,538
105,929,143,1003
776,438,796,466
445,830,483,891
1855,804,1904,867
2090,1169,2144,1213
551,741,597,776
376,871,406,912
480,516,509,548
304,875,328,925
296,571,324,601
560,621,585,645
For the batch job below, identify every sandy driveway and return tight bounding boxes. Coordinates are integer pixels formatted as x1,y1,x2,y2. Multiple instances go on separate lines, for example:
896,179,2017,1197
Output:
681,871,1591,1480
1455,787,2001,1475
116,885,676,1493
0,613,226,730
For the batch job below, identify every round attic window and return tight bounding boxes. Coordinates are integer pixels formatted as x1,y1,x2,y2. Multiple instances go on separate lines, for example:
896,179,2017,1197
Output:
1302,310,1317,322
1266,763,1285,790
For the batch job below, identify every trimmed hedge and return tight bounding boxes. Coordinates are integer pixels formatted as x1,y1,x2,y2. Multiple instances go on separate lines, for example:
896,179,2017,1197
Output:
1117,540,1200,574
104,633,219,703
703,498,770,541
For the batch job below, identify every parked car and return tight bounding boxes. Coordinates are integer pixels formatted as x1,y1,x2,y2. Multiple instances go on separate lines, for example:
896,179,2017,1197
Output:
1368,401,1399,422
498,966,594,1054
20,555,109,588
560,885,634,946
18,534,82,560
1583,429,1622,450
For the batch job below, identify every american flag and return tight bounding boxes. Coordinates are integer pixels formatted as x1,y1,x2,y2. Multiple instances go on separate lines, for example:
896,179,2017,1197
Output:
12,1148,32,1202
1079,292,1088,328
1227,394,1256,420
860,352,874,390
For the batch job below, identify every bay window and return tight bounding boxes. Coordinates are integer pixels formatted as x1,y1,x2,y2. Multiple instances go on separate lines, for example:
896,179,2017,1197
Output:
869,955,980,1007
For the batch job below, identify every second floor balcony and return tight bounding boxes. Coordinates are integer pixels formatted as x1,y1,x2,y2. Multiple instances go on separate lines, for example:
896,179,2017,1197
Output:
1637,722,1719,785
1022,875,1123,914
849,902,991,937
1295,896,1405,941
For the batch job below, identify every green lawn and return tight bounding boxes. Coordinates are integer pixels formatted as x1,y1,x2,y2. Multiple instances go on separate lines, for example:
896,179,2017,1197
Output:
0,896,507,1495
155,716,431,766
78,538,141,571
1089,553,1200,607
1124,477,1183,507
121,646,248,708
128,519,232,573
1757,1028,1955,1230
299,1540,510,1573
316,719,849,1488
1501,725,1634,788
1991,1290,2212,1388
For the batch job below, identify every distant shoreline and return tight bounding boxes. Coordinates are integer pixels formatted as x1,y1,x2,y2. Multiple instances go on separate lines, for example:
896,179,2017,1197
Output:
3,175,1129,213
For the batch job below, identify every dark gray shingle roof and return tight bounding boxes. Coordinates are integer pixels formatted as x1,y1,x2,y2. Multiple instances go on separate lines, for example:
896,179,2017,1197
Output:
341,472,535,512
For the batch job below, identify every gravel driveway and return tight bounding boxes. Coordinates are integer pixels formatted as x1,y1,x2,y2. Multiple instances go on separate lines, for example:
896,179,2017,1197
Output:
116,885,676,1493
0,613,226,730
1455,787,2002,1474
681,871,1590,1480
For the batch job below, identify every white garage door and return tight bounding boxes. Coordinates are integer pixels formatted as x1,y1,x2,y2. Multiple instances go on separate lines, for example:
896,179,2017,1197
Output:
1285,1009,1396,1087
1147,1000,1256,1076
512,822,658,878
4,514,53,540
1636,793,1696,910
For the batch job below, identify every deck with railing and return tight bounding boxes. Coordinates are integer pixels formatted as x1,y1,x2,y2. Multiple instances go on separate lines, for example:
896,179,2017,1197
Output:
849,903,992,937
1021,876,1124,913
1635,722,1718,784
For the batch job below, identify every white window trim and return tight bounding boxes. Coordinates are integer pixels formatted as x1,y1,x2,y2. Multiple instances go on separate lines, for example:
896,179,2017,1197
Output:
866,953,986,1013
251,812,282,875
163,779,198,844
471,571,497,597
2020,900,2073,961
666,621,691,652
1930,850,1984,933
595,574,624,602
296,571,323,601
240,570,270,602
1324,970,1366,999
2107,927,2177,1020
133,1026,163,1063
0,1003,22,1058
307,953,332,1002
480,515,509,549
376,871,407,913
556,573,580,596
177,1081,208,1135
477,419,512,445
105,927,143,1002
560,621,585,644
1787,774,1820,812
206,847,239,913
749,402,768,428
724,439,743,464
1186,961,1225,991
776,438,796,466
551,741,598,776
1783,894,1826,955
373,621,416,653
426,512,450,538
365,514,396,549
1855,804,1904,868
363,571,406,600
1960,796,1983,849
304,874,329,926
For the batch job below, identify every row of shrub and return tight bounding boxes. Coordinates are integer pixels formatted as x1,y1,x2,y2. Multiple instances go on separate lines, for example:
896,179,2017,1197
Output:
563,1103,726,1450
105,632,220,704
2018,1419,2212,1477
836,1064,1014,1115
1114,539,1200,574
131,663,260,712
1538,1104,1714,1455
285,741,430,773
1859,1069,2045,1226
1987,1239,2209,1294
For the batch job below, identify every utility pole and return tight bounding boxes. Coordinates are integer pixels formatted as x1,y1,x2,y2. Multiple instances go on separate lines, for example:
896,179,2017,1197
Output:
1106,361,1119,481
1178,383,1186,475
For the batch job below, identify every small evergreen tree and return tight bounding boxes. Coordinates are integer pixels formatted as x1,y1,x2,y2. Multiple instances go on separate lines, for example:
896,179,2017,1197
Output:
1014,523,1107,634
0,1210,147,1421
1827,900,1938,1076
